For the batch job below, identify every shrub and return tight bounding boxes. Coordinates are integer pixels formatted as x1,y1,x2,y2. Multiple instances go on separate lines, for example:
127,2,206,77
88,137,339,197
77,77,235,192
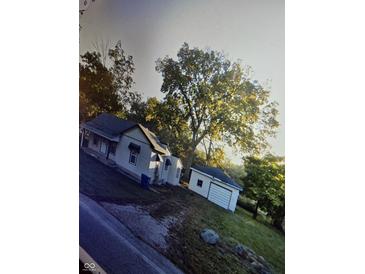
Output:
237,196,256,213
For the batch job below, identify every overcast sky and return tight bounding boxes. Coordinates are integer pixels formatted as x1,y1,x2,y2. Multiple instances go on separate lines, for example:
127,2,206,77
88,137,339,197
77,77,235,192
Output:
80,0,284,163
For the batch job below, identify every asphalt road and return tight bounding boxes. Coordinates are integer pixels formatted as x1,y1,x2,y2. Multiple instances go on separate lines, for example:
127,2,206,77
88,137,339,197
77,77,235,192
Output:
79,193,183,274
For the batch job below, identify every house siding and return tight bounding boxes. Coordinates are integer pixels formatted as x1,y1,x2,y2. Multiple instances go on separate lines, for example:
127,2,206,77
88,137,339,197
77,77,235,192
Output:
80,117,183,187
166,156,183,185
113,127,154,180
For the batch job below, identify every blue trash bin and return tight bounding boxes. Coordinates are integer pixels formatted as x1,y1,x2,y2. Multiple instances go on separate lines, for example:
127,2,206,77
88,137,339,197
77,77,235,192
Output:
141,174,150,189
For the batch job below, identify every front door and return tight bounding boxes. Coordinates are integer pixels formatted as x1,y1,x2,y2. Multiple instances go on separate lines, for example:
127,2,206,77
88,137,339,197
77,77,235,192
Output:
100,141,108,154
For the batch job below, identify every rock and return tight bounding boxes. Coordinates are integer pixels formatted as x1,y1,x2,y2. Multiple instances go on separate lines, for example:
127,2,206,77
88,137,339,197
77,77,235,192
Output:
250,259,272,274
235,244,272,274
200,228,219,245
250,260,262,269
234,243,255,257
250,261,268,274
257,255,267,265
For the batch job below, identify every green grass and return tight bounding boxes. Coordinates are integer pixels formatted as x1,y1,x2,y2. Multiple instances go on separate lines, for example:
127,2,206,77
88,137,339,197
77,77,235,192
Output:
165,188,285,274
215,207,284,273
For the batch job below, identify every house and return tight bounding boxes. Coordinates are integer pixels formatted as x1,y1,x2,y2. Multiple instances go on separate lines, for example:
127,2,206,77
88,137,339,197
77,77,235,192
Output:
188,165,243,212
80,113,183,186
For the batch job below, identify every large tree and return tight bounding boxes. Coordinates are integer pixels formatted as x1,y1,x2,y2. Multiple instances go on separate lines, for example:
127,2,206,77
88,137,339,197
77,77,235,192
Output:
79,41,136,121
242,154,285,228
156,43,279,178
127,97,191,159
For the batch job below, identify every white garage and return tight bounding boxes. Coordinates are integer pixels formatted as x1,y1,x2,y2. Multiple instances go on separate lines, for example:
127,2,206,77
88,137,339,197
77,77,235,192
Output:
188,165,243,212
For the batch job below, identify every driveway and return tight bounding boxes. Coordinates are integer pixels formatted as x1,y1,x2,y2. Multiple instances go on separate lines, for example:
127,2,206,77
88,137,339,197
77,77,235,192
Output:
79,150,160,204
79,193,183,274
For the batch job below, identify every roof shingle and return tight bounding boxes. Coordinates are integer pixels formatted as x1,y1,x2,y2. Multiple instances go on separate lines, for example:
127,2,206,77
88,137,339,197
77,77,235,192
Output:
83,113,167,154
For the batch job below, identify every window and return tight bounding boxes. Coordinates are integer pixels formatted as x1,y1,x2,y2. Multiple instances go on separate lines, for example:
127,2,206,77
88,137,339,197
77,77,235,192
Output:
176,168,181,179
109,143,117,155
197,179,203,187
164,162,169,171
129,151,138,165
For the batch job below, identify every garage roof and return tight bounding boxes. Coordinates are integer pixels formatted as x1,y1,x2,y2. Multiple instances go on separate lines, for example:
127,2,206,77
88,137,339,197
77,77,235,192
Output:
192,165,243,191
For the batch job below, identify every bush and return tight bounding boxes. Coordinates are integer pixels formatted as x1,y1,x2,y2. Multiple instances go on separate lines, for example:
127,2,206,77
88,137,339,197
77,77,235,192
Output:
237,196,256,213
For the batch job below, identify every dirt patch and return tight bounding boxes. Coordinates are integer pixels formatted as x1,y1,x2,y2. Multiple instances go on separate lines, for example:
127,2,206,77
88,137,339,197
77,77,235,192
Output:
101,202,180,251
147,200,185,220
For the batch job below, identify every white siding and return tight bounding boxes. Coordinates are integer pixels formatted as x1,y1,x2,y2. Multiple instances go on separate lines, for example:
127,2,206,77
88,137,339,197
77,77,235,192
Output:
228,189,239,212
160,156,170,183
125,126,149,142
151,152,163,184
188,170,211,198
114,127,154,180
166,156,183,185
82,125,184,187
188,169,240,212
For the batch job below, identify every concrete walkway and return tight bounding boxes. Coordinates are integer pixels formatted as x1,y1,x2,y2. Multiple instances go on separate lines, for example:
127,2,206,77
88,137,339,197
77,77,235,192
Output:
79,193,184,274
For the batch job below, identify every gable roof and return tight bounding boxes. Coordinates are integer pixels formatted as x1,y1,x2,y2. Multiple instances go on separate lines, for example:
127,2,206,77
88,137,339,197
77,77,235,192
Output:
83,113,167,154
192,165,243,191
137,124,167,154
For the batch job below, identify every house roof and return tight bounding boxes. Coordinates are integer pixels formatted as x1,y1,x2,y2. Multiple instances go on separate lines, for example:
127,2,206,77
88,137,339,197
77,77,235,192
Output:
192,165,243,191
84,113,136,138
138,124,167,154
83,113,167,154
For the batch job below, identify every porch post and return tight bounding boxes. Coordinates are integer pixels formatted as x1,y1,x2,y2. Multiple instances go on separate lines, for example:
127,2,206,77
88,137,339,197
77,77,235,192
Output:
80,128,85,147
106,140,110,160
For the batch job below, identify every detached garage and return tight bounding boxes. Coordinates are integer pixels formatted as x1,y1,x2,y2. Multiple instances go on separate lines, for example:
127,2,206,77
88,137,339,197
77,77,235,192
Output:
188,165,243,212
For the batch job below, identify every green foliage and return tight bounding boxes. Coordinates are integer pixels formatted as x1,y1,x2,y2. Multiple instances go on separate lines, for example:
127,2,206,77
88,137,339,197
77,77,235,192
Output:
237,196,257,213
193,147,227,168
79,41,137,121
127,97,191,160
156,43,279,176
242,155,285,228
225,161,246,187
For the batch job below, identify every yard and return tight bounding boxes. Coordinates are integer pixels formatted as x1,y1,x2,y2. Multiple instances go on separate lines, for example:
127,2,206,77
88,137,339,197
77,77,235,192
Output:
80,151,284,274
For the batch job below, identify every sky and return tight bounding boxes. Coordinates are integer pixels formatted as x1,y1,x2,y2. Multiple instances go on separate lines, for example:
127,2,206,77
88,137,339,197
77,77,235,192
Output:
79,0,284,164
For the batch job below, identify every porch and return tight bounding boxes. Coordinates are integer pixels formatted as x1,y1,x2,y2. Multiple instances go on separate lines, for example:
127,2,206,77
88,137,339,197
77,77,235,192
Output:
81,147,117,168
80,128,118,162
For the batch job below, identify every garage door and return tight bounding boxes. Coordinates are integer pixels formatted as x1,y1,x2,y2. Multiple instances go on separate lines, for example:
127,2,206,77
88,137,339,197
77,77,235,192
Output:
207,183,232,209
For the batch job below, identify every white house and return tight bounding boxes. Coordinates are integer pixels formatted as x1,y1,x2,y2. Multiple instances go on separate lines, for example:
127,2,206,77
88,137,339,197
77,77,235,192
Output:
188,165,243,212
80,113,183,186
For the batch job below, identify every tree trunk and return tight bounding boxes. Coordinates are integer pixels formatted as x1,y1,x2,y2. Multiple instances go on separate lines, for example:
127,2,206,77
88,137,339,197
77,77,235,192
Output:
183,145,197,181
205,139,213,164
253,201,260,219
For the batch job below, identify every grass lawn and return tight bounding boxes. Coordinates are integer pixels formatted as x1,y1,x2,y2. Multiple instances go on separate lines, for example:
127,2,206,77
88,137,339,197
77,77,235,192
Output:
161,187,285,274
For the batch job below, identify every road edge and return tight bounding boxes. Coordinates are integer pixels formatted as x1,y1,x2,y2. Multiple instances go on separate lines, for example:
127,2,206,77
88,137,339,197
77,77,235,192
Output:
79,245,107,274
